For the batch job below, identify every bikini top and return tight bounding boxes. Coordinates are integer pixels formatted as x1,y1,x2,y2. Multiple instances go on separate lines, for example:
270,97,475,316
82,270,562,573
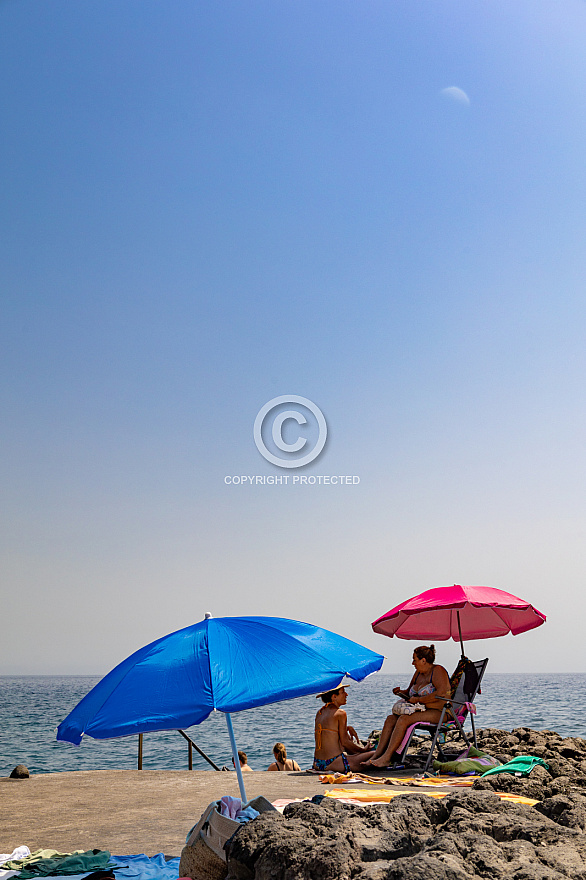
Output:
315,709,340,751
276,759,299,771
316,724,339,749
409,665,436,697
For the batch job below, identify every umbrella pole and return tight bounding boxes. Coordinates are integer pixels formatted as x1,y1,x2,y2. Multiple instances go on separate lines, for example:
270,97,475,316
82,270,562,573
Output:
457,611,465,658
225,712,247,803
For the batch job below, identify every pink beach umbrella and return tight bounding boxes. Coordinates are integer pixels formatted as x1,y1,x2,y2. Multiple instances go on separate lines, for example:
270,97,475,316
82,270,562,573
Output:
372,584,546,657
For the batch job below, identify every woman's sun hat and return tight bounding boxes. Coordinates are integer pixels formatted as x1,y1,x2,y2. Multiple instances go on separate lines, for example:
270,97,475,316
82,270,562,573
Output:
315,683,351,698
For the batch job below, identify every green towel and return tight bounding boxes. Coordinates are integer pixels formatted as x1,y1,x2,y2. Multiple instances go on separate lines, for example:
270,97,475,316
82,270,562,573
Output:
481,755,549,778
2,851,74,870
433,746,501,775
15,850,111,878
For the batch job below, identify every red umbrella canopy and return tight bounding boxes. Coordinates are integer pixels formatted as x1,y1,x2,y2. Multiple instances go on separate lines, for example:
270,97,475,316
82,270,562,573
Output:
372,584,546,643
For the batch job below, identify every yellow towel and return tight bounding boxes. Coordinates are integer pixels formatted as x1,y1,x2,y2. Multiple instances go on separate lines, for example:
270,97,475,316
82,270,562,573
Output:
324,788,538,806
325,788,447,802
410,775,475,788
319,772,475,787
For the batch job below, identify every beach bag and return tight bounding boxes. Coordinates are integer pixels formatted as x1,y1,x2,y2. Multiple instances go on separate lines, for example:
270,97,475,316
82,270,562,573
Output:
392,699,425,716
179,833,227,880
186,801,240,862
179,833,228,880
179,801,235,880
179,796,278,879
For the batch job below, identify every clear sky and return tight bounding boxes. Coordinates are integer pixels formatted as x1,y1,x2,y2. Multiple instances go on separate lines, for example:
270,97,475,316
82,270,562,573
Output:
1,1,585,675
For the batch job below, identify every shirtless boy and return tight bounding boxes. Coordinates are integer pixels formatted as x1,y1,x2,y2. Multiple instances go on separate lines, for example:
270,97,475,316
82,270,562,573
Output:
313,686,374,773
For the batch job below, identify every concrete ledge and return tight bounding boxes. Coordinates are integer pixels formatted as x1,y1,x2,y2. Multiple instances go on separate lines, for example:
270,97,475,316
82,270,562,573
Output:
1,770,331,856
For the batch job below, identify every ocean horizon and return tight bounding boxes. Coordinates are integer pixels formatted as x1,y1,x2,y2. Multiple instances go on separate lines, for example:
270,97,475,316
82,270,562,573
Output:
2,673,584,777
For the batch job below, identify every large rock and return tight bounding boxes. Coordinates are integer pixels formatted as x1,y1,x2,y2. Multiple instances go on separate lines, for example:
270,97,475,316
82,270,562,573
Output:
225,790,586,880
225,728,586,879
537,794,586,832
471,728,586,802
9,764,29,779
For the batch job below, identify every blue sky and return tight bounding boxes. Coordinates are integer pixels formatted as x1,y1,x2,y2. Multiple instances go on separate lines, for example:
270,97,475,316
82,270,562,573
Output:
1,0,586,675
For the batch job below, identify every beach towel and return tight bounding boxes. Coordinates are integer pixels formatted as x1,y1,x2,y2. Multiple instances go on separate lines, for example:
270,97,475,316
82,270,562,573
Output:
1,852,73,871
8,851,111,879
318,771,477,787
432,745,501,775
110,854,181,880
13,855,182,880
1,848,31,867
481,755,549,777
0,847,31,880
324,788,539,806
325,788,448,803
220,795,241,819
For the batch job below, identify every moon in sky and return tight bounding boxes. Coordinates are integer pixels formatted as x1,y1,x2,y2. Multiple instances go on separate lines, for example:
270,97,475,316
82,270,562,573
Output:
440,86,470,106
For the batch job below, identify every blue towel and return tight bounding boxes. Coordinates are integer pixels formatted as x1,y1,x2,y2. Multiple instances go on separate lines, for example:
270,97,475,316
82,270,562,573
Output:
235,806,260,823
27,854,182,880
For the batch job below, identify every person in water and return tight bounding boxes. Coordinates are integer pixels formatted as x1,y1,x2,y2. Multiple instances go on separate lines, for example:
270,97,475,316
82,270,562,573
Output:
232,750,253,771
267,742,301,771
363,644,450,769
313,685,375,773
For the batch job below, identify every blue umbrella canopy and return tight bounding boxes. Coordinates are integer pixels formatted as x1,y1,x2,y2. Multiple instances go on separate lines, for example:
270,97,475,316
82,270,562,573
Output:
57,615,384,745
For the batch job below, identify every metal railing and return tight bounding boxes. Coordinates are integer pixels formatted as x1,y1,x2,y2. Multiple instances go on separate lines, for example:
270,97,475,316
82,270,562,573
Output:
137,730,222,771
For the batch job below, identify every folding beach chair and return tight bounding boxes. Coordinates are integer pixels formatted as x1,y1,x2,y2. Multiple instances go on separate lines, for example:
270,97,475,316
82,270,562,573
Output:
395,657,489,773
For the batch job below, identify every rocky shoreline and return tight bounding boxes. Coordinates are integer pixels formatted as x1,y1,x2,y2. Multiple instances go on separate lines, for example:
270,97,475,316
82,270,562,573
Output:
225,728,586,879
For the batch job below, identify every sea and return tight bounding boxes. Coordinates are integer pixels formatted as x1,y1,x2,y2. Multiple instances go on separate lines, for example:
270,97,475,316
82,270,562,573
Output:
2,674,585,776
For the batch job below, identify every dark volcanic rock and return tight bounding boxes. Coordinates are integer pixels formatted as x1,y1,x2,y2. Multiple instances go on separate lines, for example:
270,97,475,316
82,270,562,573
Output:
226,729,586,879
537,794,586,831
471,727,586,803
226,798,446,880
9,764,29,778
226,789,586,879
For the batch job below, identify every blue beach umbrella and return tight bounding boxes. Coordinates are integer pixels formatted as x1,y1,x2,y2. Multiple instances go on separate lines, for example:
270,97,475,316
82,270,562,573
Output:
57,614,383,800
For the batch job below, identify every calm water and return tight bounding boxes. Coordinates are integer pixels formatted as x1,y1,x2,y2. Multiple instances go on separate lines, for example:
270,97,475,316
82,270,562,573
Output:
1,674,584,776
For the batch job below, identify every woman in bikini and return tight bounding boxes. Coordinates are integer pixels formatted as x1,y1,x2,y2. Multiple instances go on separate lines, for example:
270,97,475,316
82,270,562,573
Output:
313,685,375,773
362,644,450,769
267,742,301,771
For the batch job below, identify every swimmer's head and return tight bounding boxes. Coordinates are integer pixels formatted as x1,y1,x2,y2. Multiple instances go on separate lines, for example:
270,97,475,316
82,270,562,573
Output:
273,742,287,763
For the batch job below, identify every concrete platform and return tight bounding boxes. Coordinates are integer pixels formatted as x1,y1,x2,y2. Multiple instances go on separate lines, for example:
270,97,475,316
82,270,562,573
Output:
0,770,345,856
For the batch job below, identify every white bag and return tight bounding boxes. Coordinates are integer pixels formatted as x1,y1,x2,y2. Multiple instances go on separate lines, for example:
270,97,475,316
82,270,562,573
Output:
392,699,425,715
